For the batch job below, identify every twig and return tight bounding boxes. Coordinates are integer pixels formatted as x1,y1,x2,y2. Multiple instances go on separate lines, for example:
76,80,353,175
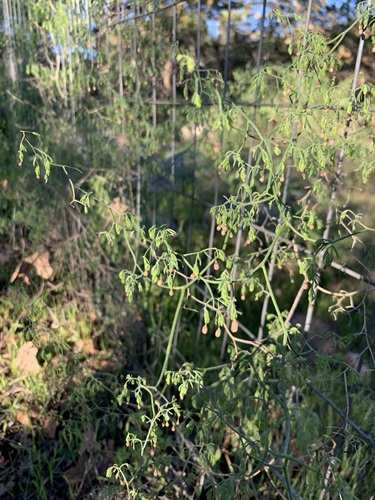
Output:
306,382,375,447
271,468,304,500
250,223,375,287
264,466,288,500
285,281,308,326
222,322,269,353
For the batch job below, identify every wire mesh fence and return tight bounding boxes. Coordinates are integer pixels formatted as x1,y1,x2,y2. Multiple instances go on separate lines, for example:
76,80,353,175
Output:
2,0,375,354
1,1,375,495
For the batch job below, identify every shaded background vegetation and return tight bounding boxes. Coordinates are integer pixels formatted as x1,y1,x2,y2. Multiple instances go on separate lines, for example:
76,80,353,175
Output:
0,1,375,498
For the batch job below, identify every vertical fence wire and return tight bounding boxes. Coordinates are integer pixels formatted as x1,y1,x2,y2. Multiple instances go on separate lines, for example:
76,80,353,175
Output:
151,0,157,228
194,0,233,362
170,2,181,365
116,0,134,213
2,0,17,84
133,1,142,251
207,0,232,261
258,0,314,340
68,6,76,126
170,3,177,224
186,0,201,254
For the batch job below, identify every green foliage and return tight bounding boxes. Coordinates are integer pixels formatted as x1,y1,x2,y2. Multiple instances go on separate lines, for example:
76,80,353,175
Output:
102,8,374,498
1,1,375,499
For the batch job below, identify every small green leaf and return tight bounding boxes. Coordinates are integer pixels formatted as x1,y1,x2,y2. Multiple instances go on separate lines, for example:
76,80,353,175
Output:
143,256,150,272
299,258,311,275
192,92,202,108
186,55,195,73
204,308,210,325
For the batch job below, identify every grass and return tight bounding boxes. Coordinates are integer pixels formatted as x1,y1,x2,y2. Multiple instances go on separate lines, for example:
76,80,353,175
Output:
0,278,132,499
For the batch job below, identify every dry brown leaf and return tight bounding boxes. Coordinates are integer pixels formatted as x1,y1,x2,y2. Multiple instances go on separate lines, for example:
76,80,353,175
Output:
9,260,23,284
16,411,31,426
29,406,41,419
42,415,58,439
89,312,97,322
13,341,41,375
162,59,172,95
24,247,53,279
65,452,89,485
17,272,31,285
73,338,98,355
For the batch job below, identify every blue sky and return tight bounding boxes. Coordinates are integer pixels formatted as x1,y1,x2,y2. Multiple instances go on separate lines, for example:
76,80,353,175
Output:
205,1,358,38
